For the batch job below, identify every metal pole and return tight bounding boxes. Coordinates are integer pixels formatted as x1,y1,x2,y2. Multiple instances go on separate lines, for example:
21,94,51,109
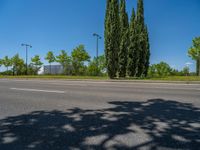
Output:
93,33,101,76
26,45,28,75
96,36,99,70
21,44,32,75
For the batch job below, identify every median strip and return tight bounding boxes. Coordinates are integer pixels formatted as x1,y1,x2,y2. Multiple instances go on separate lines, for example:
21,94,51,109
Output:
10,88,65,94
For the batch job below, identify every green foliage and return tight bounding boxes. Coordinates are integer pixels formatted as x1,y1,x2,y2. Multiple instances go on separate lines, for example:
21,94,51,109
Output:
182,66,190,76
143,26,150,77
148,62,172,77
123,0,150,78
56,50,71,75
0,59,3,67
87,55,107,76
127,8,138,77
135,0,148,77
0,70,13,76
98,55,107,73
31,55,43,75
87,58,100,76
188,37,200,60
45,51,55,64
3,56,12,72
170,69,182,76
104,0,150,78
71,45,90,75
105,0,120,79
12,54,25,75
148,62,191,78
45,51,56,74
188,37,200,76
118,0,129,78
104,0,111,66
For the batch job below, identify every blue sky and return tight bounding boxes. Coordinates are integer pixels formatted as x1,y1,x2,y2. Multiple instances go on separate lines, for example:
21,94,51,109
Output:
0,0,200,71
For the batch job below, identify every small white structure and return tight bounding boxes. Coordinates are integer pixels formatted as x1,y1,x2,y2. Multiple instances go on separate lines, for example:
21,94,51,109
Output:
38,66,44,75
44,65,63,75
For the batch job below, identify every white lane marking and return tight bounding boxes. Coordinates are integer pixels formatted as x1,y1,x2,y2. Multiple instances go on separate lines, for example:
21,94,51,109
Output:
10,88,65,94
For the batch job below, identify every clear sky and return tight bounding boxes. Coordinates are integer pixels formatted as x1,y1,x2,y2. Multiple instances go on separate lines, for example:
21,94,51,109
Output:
0,0,200,71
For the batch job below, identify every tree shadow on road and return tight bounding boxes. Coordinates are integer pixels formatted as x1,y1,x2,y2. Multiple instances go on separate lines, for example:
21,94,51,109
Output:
0,99,200,150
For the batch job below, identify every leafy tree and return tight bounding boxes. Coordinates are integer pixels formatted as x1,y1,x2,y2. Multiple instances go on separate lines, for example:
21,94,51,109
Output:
0,59,2,68
127,8,138,77
171,69,182,76
28,64,37,75
118,0,129,78
12,54,25,75
148,62,172,77
87,57,100,76
56,50,71,75
105,0,120,79
156,62,172,77
45,51,56,74
182,66,190,76
148,64,156,77
31,55,43,75
71,45,90,75
87,55,107,76
188,37,200,76
3,56,12,73
98,55,107,74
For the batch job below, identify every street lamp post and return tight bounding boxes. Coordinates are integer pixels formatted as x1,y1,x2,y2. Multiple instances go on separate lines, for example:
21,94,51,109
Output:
21,44,32,75
93,33,101,75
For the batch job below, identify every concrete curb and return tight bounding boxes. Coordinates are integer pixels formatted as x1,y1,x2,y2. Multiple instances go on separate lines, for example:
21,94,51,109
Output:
1,78,200,84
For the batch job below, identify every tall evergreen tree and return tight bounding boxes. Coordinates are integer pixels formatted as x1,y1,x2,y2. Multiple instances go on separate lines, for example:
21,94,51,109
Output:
136,0,146,77
105,0,111,66
127,8,138,77
118,0,129,78
143,25,150,76
105,0,120,78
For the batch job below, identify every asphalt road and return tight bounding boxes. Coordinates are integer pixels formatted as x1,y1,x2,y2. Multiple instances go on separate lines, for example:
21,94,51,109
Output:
0,79,200,150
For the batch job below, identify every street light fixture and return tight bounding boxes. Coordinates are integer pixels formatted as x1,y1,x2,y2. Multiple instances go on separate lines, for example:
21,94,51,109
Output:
21,43,32,75
93,33,101,75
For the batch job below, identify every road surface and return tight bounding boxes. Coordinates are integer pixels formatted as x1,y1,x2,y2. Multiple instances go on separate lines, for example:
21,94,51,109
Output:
0,79,200,150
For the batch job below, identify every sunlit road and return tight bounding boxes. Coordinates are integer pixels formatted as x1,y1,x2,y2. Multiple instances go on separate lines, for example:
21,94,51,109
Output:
0,79,200,150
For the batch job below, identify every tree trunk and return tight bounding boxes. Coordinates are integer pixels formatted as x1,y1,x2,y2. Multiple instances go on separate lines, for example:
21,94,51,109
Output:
12,67,15,76
197,59,200,76
50,63,51,75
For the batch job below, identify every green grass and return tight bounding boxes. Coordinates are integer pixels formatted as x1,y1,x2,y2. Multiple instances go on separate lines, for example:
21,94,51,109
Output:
0,75,109,80
147,76,200,81
0,75,200,82
117,76,200,81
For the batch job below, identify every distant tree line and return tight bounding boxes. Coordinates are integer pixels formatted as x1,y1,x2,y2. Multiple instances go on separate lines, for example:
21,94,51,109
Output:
105,0,150,79
0,44,106,76
148,62,192,77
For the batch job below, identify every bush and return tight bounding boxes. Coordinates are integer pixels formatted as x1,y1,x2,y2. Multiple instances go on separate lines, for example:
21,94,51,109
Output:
148,62,172,77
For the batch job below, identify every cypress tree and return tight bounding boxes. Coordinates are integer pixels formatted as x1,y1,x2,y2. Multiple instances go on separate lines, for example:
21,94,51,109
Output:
127,8,138,77
118,0,129,78
104,0,111,66
136,0,146,77
143,25,150,77
105,0,120,78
